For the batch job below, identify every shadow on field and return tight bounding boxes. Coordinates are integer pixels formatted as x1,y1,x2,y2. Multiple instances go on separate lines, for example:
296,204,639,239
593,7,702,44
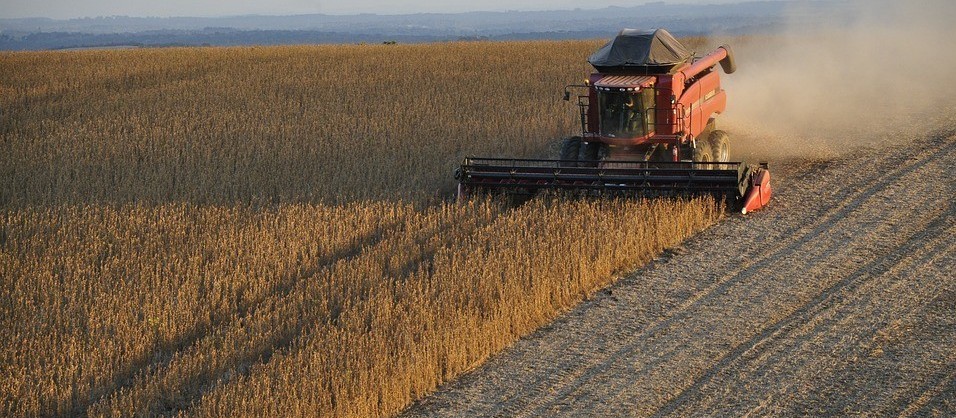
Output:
70,218,406,416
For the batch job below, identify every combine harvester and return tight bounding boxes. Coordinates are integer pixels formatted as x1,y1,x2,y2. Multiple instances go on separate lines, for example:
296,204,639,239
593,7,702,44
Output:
455,29,772,213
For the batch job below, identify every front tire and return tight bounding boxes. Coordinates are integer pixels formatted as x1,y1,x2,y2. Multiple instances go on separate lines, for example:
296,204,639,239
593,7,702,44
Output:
579,141,606,167
708,130,730,162
559,137,582,167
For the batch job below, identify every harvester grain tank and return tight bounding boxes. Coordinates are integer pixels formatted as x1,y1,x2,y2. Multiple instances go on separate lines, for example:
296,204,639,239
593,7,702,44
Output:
456,29,772,213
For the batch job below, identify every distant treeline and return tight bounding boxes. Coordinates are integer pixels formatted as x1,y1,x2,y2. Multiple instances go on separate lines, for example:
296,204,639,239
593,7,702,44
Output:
0,24,786,51
0,30,443,51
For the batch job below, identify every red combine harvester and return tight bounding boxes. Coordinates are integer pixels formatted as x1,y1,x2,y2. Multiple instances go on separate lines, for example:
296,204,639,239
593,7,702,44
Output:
456,29,772,213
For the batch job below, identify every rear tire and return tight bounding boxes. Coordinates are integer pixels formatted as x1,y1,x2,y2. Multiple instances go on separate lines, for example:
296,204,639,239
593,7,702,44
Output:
708,130,730,162
559,137,581,167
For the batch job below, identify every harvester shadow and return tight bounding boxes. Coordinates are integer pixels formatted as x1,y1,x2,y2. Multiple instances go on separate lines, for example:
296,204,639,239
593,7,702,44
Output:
71,218,406,416
521,135,955,417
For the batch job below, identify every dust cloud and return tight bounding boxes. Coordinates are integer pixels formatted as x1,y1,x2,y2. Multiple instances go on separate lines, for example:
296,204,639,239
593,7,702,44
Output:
720,0,956,161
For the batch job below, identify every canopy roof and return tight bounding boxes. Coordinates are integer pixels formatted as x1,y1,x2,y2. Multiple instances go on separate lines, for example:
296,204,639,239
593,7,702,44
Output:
594,75,656,89
588,28,692,73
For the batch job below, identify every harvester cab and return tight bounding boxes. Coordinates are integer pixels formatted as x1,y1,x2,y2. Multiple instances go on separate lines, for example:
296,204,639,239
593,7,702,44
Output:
457,29,772,214
592,79,656,140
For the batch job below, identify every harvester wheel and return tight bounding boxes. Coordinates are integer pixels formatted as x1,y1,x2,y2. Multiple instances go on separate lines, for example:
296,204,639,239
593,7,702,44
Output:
694,139,713,162
579,141,604,167
559,137,582,167
709,130,730,162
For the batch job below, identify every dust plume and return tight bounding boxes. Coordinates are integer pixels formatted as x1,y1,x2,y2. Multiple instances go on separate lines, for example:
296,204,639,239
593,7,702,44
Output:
720,0,956,160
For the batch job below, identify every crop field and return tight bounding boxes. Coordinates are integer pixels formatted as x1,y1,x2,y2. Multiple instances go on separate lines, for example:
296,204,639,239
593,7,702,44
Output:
0,40,721,417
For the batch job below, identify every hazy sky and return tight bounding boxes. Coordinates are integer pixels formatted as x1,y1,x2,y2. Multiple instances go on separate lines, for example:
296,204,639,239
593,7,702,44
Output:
0,0,780,19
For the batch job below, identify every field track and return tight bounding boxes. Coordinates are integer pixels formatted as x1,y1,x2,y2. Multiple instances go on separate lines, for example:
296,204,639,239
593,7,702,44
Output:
402,132,956,417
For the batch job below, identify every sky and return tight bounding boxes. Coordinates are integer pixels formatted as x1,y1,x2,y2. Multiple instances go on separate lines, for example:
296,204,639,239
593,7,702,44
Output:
0,0,782,20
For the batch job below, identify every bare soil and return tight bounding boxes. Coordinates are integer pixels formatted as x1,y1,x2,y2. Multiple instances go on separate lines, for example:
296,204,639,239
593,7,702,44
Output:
402,131,956,417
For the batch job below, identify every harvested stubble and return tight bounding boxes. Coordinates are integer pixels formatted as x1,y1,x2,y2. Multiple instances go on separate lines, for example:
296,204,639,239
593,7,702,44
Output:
1,39,719,417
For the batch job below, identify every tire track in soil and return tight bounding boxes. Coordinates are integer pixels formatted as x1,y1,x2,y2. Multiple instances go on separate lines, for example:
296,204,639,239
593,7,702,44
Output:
868,291,956,417
781,282,956,417
654,210,955,417
748,232,953,416
902,363,956,418
401,133,956,417
735,249,952,417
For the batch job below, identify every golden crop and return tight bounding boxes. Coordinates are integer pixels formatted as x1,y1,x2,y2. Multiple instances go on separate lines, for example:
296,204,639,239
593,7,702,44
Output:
1,42,604,206
1,39,718,417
